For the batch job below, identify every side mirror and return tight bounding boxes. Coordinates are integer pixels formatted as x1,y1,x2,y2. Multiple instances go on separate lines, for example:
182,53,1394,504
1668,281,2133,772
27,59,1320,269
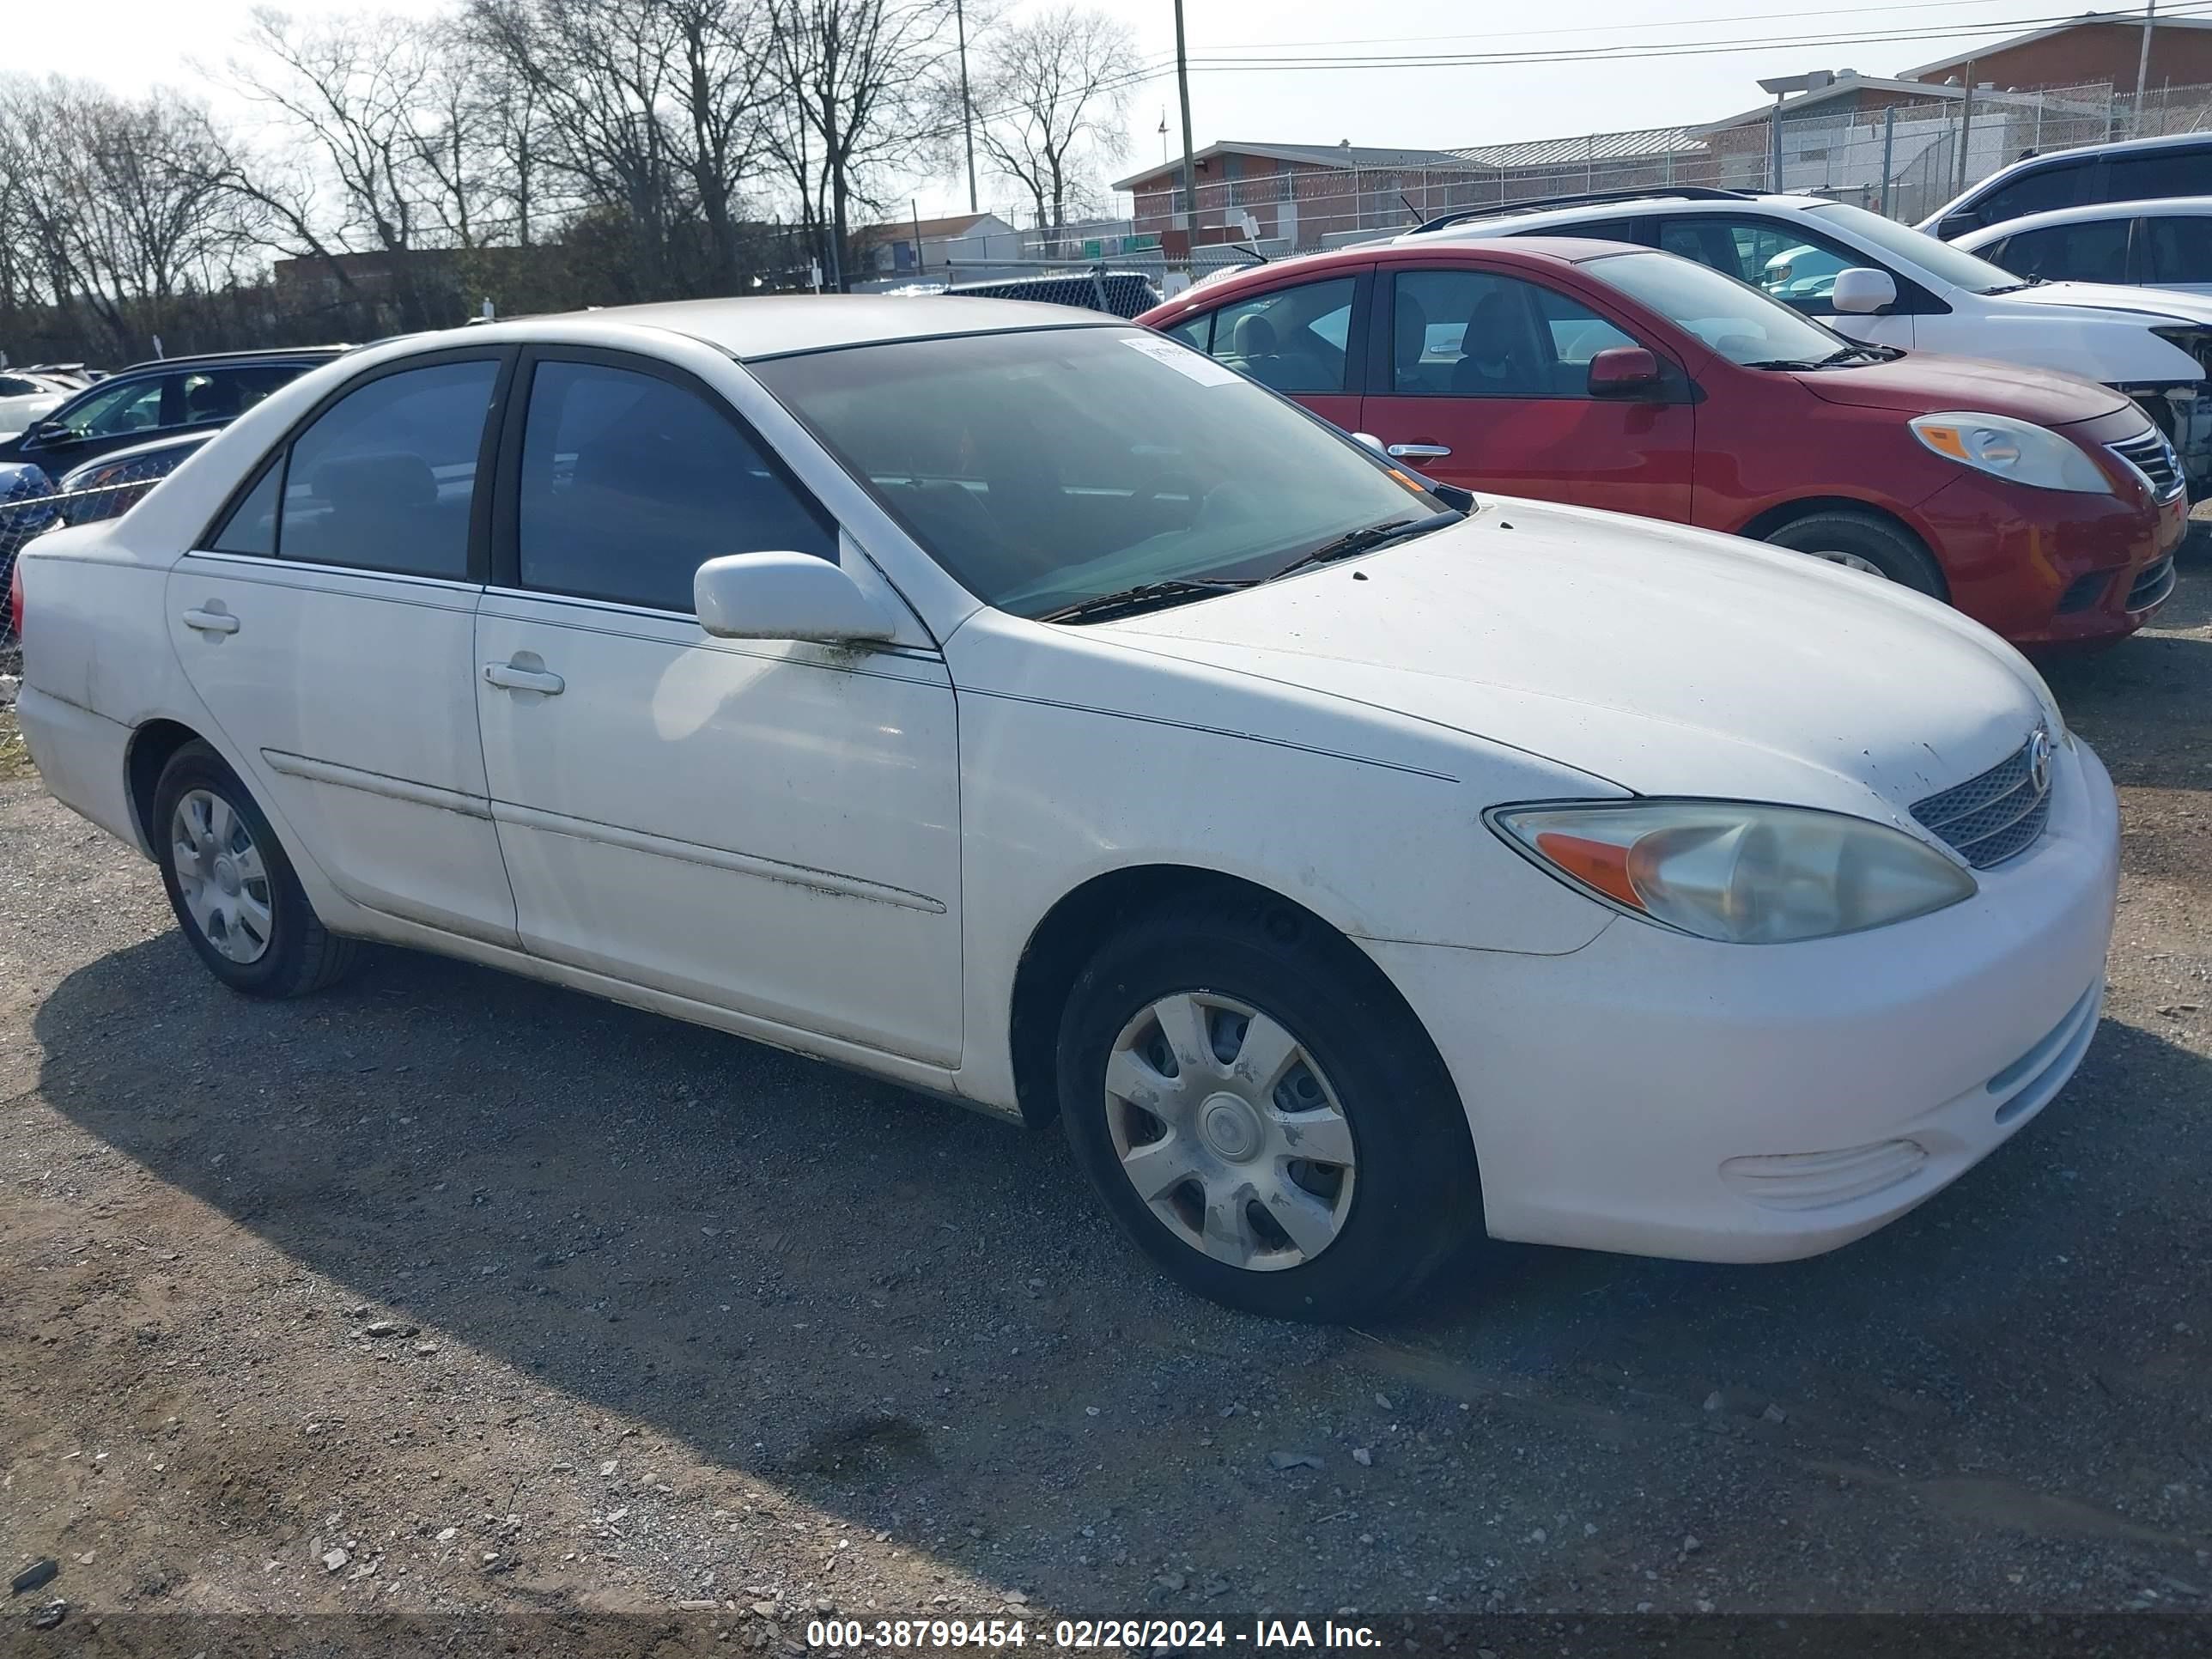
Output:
1352,431,1387,455
693,551,896,644
1830,267,1899,314
1586,346,1664,399
24,419,70,447
1934,210,1980,240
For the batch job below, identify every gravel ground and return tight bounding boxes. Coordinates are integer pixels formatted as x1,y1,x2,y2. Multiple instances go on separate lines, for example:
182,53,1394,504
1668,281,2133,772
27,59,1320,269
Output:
0,564,2208,1646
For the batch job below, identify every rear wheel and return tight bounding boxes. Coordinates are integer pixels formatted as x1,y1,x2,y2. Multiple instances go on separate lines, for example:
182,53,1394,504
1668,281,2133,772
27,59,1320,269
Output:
1056,896,1482,1321
152,740,356,998
1764,509,1946,597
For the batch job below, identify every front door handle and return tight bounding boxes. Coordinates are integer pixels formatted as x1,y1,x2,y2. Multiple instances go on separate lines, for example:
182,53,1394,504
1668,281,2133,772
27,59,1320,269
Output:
180,607,240,635
483,661,565,696
1387,442,1453,460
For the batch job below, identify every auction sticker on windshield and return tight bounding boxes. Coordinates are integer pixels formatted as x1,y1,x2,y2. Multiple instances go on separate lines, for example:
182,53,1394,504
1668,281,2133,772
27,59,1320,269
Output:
1121,335,1243,385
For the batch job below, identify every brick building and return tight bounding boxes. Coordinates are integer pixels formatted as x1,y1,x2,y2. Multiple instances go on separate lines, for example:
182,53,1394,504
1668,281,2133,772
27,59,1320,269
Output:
1899,14,2212,93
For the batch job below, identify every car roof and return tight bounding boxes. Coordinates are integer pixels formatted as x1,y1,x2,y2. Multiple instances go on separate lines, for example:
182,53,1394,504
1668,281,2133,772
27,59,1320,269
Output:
489,294,1126,360
1155,236,1652,293
1399,191,1830,243
1958,195,2212,242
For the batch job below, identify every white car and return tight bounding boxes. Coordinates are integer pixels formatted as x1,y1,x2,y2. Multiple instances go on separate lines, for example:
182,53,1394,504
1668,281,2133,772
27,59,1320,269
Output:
1951,197,2212,298
1401,189,2212,492
0,371,70,441
12,298,2118,1320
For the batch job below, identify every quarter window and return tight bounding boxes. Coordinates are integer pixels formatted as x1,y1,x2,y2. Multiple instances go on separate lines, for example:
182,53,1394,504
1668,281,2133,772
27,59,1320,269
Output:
276,359,497,578
514,360,834,612
1198,278,1358,393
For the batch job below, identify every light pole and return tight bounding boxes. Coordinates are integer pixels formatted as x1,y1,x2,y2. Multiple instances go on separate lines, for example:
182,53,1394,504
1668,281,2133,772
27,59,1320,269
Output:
1173,0,1198,239
957,0,979,213
2136,0,2159,132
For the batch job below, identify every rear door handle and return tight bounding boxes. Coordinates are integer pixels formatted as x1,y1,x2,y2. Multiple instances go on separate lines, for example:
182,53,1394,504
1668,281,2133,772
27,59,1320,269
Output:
180,608,240,635
483,661,565,696
1387,442,1452,459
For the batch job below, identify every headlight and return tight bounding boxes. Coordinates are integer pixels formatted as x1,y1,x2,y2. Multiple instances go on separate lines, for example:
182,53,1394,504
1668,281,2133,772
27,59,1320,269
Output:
1488,800,1978,945
1909,410,2111,494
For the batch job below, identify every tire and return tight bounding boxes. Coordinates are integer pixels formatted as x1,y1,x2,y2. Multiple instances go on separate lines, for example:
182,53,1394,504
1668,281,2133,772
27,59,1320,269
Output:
1056,893,1483,1322
1763,509,1947,597
151,739,356,999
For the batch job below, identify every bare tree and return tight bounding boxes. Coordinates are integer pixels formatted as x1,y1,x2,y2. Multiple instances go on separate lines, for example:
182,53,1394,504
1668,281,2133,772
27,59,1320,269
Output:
0,76,264,356
972,6,1137,252
468,0,774,296
767,0,956,289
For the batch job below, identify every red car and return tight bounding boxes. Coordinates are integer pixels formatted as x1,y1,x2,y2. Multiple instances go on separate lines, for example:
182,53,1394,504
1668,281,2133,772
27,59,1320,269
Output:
1137,240,2184,648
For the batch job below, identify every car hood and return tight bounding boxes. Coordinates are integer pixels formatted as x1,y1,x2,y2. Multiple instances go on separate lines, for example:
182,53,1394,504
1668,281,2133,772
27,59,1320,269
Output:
1096,501,2055,823
1999,278,2212,325
1790,351,2132,423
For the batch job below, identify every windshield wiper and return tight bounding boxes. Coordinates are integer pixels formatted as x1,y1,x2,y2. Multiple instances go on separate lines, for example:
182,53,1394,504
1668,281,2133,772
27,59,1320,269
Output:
1267,514,1453,582
1033,576,1253,624
1743,344,1881,370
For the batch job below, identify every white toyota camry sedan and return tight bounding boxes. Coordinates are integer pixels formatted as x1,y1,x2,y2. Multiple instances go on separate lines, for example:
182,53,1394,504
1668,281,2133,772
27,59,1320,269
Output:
12,297,2117,1321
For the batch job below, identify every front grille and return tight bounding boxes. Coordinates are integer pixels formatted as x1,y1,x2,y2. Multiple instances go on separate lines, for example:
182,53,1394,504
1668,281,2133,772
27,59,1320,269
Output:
2127,556,2178,612
2109,426,2185,501
1911,734,2053,869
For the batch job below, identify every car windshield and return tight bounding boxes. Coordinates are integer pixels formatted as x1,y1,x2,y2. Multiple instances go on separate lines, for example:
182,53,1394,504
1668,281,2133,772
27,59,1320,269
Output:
751,326,1455,620
1805,201,2029,294
1583,249,1854,367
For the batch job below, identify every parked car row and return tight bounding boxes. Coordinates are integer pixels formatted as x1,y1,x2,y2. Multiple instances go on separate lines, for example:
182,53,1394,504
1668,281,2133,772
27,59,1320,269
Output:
1139,212,2185,651
12,289,2124,1321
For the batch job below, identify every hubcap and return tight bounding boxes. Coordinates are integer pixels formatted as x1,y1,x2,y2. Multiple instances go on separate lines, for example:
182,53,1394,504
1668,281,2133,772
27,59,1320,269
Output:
171,788,274,964
1103,992,1358,1273
1806,550,1887,578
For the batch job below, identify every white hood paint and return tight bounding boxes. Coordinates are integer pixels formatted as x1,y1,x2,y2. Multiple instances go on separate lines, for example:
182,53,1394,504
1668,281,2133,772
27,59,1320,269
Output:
2005,279,2212,327
1094,501,2054,825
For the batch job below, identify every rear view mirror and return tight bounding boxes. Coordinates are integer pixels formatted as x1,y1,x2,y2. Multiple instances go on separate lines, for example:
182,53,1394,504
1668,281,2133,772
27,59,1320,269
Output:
1586,346,1664,399
694,551,896,644
1830,267,1898,314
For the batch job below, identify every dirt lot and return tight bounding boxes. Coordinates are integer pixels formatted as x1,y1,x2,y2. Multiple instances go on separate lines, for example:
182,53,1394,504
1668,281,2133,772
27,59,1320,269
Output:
1,561,2209,1647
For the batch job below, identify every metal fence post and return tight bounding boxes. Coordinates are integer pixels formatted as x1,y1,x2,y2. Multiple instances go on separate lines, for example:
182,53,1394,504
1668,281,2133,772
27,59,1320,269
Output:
1954,76,1976,197
1879,106,1898,216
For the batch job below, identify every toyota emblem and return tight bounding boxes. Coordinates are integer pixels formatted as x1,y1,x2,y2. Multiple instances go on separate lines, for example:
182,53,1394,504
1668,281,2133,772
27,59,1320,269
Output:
2027,728,2053,795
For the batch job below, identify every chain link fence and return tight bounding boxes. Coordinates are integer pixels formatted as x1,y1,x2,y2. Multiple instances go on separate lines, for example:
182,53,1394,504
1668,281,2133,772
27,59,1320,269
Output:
1097,78,2212,264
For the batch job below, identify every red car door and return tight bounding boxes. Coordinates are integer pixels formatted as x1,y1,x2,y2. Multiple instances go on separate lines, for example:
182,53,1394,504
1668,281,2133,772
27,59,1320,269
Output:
1358,262,1696,521
1158,267,1370,434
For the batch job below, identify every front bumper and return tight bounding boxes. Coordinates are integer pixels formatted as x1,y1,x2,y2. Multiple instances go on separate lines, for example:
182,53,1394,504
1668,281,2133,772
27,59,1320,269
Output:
1363,738,2120,1263
1911,468,2181,650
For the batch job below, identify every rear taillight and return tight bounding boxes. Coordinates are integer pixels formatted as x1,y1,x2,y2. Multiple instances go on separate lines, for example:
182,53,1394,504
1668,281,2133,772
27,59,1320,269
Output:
9,556,23,641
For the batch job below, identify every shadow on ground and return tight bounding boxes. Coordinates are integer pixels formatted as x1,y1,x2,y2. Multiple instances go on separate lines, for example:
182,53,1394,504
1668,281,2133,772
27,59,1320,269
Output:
32,914,2212,1610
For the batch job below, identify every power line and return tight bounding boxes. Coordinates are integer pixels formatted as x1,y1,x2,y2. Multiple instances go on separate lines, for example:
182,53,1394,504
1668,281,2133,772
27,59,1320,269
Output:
1180,4,2212,70
1189,0,2124,54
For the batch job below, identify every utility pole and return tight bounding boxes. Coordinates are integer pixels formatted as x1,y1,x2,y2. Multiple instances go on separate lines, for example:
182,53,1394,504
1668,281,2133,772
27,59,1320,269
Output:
1173,0,1199,239
956,0,979,214
2136,0,2158,132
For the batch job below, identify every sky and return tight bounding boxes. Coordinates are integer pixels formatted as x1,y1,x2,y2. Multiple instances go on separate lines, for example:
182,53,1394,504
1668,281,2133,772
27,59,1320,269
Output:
3,0,2146,217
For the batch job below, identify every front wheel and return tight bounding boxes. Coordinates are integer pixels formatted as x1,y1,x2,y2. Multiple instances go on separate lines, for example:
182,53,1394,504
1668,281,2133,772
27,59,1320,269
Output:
1056,897,1482,1321
152,740,356,998
1764,509,1947,597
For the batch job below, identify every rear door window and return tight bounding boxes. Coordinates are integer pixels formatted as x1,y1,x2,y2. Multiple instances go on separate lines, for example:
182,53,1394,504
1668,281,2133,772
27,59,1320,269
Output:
275,359,499,578
2103,144,2212,204
2144,215,2212,283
